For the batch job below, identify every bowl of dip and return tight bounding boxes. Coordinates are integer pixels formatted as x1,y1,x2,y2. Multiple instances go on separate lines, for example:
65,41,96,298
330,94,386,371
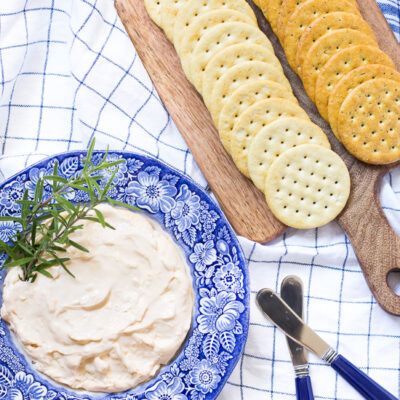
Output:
0,151,250,400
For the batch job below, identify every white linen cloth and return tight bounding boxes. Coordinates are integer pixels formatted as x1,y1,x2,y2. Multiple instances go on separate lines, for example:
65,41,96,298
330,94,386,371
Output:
0,1,399,399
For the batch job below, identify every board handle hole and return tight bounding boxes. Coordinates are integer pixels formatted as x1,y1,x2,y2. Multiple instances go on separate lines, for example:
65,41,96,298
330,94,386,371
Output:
387,269,400,296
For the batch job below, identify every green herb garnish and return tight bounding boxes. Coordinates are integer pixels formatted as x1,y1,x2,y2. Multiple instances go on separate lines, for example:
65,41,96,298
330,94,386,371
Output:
0,139,130,282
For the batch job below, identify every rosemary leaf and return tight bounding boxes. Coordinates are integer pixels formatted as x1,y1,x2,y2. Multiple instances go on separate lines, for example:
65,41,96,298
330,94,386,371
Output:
107,198,138,212
34,178,44,204
43,175,68,184
49,244,67,252
0,216,23,223
59,262,74,278
94,209,106,228
0,138,130,282
37,257,70,268
15,242,34,255
37,269,53,279
67,239,89,253
5,257,33,268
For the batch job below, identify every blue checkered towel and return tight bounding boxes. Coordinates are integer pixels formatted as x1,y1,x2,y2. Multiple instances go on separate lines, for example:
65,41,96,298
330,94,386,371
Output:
0,1,399,399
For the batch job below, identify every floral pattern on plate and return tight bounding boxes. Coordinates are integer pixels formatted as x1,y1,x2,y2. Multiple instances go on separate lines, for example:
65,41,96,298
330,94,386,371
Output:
0,151,249,400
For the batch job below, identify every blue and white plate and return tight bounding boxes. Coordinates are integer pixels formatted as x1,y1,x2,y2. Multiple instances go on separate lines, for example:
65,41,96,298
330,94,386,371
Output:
0,151,250,400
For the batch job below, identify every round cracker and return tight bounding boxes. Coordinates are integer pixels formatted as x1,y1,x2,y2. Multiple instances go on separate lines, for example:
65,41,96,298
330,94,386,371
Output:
301,29,376,101
254,0,284,32
264,144,350,229
218,80,298,151
328,65,400,137
144,0,163,26
173,0,256,50
248,117,330,190
315,45,395,120
277,0,313,40
296,12,376,68
277,0,358,40
283,0,360,68
178,10,256,81
160,0,189,40
202,43,281,99
230,98,309,176
206,61,292,124
337,78,400,165
189,22,274,92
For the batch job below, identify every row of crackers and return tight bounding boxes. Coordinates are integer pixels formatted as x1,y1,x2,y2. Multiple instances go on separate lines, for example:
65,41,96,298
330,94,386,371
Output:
144,0,350,229
256,0,400,164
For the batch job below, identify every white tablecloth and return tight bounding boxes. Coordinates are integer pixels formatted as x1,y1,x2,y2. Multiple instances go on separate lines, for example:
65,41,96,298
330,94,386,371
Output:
0,1,399,398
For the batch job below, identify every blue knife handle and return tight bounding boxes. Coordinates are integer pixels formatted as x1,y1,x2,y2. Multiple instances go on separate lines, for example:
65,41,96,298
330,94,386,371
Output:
331,354,398,400
295,375,314,400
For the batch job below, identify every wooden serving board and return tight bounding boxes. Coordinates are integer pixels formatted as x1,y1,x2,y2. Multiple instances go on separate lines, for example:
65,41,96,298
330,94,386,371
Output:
115,1,285,244
115,0,400,315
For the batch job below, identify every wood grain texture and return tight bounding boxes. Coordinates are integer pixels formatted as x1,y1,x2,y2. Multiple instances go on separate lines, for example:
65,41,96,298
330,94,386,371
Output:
250,0,400,315
357,0,400,67
115,0,400,314
115,0,285,244
337,1,400,315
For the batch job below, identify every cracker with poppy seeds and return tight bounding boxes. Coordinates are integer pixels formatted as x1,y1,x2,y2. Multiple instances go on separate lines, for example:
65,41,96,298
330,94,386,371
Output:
282,0,360,68
254,0,285,32
277,0,359,40
296,12,376,68
337,78,400,164
315,45,395,120
300,29,376,100
328,64,400,137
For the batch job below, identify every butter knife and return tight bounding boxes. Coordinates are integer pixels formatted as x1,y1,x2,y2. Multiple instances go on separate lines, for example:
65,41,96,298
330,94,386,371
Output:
257,289,397,400
281,277,314,400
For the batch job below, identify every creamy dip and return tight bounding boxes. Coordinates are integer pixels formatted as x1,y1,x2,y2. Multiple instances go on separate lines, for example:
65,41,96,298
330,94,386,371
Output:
1,204,194,393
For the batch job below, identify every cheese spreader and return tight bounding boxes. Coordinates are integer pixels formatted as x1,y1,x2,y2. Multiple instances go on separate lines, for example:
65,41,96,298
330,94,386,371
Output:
281,276,314,400
256,288,397,400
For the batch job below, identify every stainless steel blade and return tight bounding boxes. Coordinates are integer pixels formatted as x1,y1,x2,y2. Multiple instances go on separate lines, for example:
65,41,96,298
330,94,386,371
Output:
256,288,331,359
280,276,308,367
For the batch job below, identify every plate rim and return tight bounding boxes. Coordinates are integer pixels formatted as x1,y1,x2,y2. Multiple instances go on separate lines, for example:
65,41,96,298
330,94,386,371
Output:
0,149,250,400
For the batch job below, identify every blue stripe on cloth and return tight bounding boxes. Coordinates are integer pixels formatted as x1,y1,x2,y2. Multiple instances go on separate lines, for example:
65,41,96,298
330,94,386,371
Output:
377,0,400,39
0,1,398,400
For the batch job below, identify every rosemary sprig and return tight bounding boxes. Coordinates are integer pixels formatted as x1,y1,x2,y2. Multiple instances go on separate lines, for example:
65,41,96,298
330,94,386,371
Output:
0,139,129,282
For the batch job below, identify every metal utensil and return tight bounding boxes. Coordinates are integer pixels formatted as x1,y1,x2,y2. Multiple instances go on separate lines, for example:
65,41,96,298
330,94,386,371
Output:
257,288,397,400
281,277,314,400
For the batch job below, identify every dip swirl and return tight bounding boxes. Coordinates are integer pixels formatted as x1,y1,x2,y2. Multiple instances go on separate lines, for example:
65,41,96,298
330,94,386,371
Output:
1,204,194,392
